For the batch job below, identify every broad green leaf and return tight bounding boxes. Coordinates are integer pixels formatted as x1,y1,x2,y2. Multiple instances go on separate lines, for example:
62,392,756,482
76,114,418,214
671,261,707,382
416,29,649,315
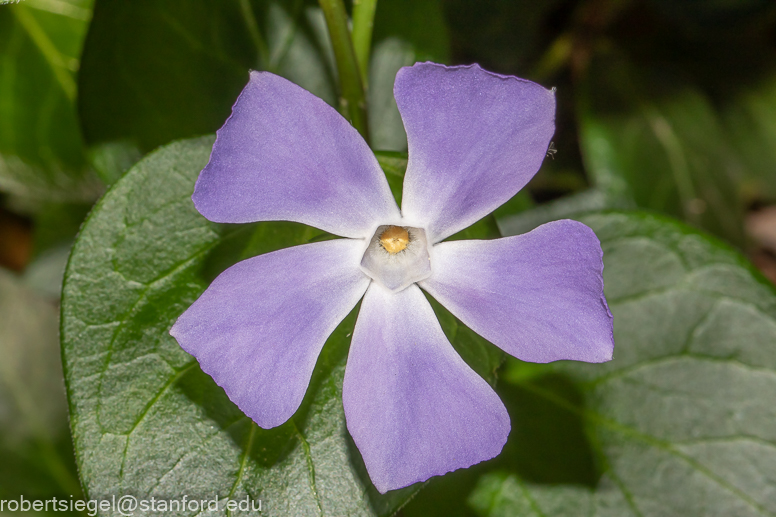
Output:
61,136,503,514
464,211,776,517
78,0,337,154
0,268,83,506
578,52,746,246
0,0,102,200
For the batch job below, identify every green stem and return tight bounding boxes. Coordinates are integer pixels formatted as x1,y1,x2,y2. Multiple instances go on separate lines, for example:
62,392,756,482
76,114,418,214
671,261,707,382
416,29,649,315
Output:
351,0,377,86
317,0,370,144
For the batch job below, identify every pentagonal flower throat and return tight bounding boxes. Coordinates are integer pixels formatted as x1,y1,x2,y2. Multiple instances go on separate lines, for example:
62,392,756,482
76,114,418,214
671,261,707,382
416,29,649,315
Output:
360,225,431,292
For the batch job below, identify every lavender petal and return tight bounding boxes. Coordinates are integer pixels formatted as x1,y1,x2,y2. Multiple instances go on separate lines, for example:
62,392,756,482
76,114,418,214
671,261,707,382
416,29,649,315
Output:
170,239,369,428
344,283,510,493
395,62,555,242
420,220,614,363
193,71,401,238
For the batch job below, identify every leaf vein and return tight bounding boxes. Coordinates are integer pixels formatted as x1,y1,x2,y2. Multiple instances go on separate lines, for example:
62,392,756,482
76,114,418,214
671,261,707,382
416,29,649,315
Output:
292,420,323,517
118,362,196,481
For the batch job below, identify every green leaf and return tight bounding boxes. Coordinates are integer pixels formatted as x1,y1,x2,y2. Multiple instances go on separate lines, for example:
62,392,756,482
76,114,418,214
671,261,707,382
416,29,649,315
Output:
61,136,502,513
578,52,746,246
78,0,337,153
465,211,776,516
0,0,102,200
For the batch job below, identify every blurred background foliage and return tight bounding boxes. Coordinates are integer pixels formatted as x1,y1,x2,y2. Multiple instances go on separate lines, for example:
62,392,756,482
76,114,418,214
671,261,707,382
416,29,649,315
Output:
1,0,776,514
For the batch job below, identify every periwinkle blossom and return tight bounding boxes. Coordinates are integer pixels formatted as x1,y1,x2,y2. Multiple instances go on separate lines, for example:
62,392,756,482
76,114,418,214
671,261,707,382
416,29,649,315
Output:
170,62,614,493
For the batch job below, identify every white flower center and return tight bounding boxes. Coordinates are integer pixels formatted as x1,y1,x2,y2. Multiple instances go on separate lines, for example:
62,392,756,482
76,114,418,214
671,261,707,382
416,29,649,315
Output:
360,225,431,293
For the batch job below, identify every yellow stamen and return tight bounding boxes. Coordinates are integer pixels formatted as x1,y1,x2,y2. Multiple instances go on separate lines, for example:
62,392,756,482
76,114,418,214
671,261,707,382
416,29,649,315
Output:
379,226,410,254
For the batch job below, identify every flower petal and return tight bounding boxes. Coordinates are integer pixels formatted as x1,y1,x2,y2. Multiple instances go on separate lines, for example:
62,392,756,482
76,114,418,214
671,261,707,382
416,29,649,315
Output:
170,239,369,428
193,71,401,238
395,62,555,242
343,283,510,493
420,220,614,363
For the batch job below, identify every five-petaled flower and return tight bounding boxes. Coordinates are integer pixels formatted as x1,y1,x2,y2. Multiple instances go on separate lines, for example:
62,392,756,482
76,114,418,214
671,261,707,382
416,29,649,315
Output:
170,62,614,493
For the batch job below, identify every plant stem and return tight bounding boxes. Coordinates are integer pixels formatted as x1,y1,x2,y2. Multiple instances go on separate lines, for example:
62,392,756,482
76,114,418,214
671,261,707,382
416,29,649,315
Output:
351,0,377,86
318,0,370,144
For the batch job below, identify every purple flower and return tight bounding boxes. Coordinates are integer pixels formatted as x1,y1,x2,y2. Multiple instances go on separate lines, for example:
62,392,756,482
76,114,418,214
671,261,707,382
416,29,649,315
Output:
170,62,614,493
